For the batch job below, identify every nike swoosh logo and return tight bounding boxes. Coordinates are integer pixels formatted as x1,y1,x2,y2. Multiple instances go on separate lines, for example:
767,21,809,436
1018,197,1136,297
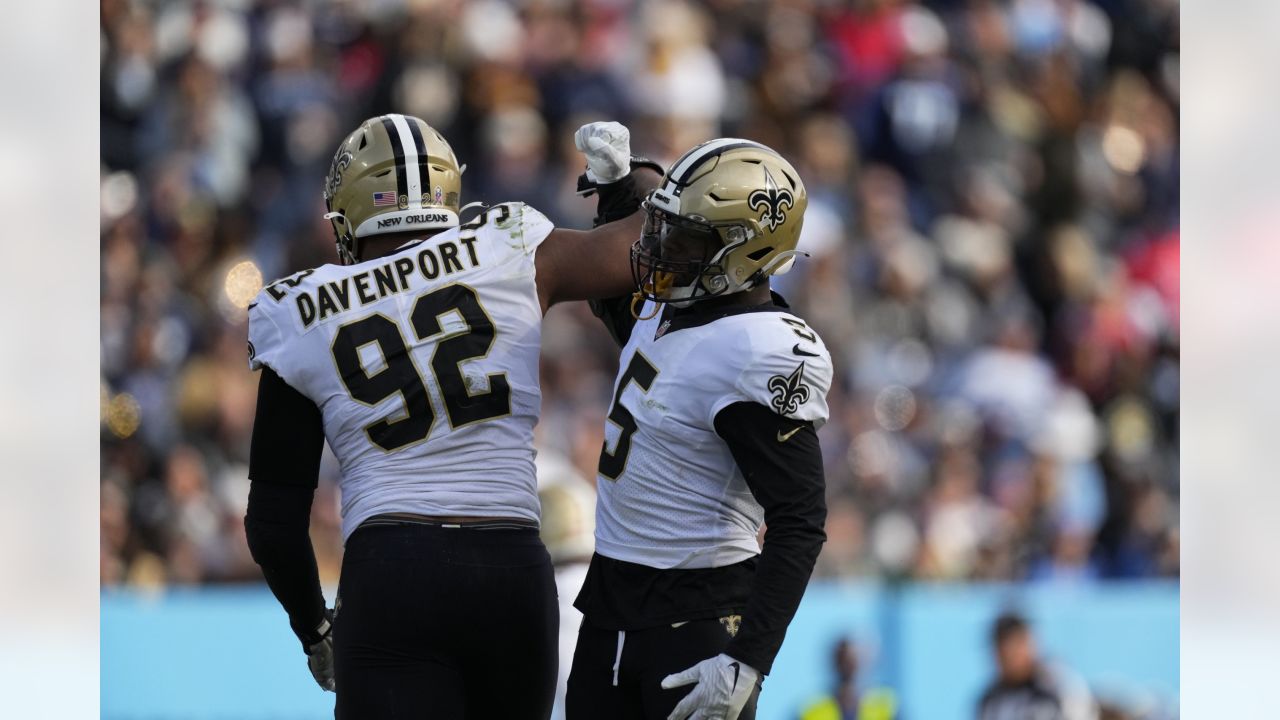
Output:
777,426,802,442
729,661,741,691
793,344,819,357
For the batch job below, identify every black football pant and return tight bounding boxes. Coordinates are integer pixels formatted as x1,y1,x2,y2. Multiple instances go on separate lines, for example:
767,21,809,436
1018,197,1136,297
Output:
333,520,559,719
564,615,760,720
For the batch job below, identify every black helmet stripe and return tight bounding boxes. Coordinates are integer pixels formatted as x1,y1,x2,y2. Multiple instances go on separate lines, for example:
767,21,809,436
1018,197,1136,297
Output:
666,139,765,194
406,119,432,202
379,116,408,203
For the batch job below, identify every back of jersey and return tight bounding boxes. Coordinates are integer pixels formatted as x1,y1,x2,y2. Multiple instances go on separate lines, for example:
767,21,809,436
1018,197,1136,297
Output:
248,203,553,540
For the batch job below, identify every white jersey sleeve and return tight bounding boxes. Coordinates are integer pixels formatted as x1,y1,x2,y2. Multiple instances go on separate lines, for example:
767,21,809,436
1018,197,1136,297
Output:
247,268,316,387
247,303,280,373
706,314,833,428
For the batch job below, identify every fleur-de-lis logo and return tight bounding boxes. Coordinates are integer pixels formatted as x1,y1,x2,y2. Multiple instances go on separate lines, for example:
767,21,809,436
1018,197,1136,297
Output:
325,150,353,200
719,614,743,637
748,166,795,232
768,362,811,415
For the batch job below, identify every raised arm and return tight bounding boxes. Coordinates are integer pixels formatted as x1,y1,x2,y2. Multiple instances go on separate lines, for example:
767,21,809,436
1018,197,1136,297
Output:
534,121,662,319
534,211,645,314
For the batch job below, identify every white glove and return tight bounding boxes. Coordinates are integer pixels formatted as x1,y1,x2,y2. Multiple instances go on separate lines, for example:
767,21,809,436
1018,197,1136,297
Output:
662,653,759,720
574,121,631,184
303,615,336,692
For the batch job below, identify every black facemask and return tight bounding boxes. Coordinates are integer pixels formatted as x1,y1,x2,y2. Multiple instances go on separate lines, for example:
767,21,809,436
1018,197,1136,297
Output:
630,202,730,305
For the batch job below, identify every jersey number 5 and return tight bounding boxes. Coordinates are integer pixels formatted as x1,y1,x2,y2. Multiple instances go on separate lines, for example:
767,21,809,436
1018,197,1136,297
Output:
331,283,510,452
598,352,659,481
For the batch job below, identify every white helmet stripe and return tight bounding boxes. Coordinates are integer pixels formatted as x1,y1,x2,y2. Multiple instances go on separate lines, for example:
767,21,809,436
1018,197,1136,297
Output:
667,138,766,186
388,114,423,210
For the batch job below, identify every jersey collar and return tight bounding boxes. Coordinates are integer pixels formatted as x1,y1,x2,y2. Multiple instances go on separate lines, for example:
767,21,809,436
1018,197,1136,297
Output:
654,291,791,339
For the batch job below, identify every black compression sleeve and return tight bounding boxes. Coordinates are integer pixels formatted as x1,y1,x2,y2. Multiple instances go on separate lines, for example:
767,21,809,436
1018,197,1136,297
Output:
589,295,639,347
713,401,827,676
245,367,327,647
582,159,663,346
248,366,324,487
576,157,665,228
585,174,642,346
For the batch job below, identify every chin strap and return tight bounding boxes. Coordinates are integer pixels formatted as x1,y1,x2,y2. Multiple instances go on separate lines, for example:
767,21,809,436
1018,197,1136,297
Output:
324,211,359,264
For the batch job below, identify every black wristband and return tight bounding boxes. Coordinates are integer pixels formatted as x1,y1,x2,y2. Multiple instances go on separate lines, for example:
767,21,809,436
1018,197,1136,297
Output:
576,156,666,228
576,173,638,228
293,609,333,650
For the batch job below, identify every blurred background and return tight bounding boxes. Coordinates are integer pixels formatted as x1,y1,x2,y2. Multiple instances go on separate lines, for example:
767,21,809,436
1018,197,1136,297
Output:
98,0,1178,718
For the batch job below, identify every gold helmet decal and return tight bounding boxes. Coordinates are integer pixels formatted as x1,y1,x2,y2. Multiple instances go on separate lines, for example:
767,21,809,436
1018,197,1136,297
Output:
748,167,795,232
323,114,463,264
325,151,353,199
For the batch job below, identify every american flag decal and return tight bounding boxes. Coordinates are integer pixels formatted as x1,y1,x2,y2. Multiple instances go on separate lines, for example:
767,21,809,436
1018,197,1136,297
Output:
372,191,397,207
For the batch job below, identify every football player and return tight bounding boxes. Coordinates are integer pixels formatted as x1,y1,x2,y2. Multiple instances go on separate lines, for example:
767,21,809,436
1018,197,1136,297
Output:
243,115,655,719
565,135,832,720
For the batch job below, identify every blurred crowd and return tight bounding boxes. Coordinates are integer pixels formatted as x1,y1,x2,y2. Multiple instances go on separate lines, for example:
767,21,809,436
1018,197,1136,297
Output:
100,0,1179,588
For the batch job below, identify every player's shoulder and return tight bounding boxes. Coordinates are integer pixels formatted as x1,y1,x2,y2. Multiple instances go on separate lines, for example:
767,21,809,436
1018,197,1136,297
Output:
250,264,342,312
719,304,831,376
467,201,555,253
715,302,833,422
246,264,337,372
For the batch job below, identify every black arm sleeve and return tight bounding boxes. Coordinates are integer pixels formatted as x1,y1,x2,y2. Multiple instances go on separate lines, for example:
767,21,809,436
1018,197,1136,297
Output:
713,401,827,676
581,158,664,346
244,366,327,647
589,294,640,348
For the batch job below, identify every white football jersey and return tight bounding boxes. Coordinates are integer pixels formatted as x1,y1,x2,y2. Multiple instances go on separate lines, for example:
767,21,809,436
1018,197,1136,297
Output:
594,298,833,570
247,203,554,541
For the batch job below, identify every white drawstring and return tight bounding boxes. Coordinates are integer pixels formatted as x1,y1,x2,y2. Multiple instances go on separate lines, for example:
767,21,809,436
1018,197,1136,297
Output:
611,630,626,686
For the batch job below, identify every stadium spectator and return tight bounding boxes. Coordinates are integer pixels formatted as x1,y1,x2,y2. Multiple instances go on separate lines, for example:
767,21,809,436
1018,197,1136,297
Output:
977,611,1098,720
798,637,898,720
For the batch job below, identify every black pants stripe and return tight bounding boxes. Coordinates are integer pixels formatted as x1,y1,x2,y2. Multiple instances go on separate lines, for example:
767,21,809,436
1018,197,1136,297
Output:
334,521,558,719
565,616,760,720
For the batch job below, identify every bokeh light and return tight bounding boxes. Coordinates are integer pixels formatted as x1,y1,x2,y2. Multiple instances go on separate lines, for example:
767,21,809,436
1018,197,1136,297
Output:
224,260,264,311
1102,124,1147,174
874,385,917,432
105,393,141,439
100,170,138,222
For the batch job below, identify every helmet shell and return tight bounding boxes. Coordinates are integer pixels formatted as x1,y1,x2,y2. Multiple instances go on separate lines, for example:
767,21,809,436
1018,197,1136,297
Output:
324,114,463,263
648,139,808,296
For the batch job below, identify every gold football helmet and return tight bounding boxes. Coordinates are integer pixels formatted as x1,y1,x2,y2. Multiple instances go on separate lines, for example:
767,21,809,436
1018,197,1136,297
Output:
633,139,808,307
323,114,464,264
